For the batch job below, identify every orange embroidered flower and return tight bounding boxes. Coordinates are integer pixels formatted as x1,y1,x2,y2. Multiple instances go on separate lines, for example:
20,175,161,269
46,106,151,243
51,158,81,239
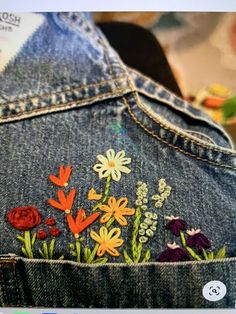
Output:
49,165,72,187
88,188,102,201
90,227,124,257
67,208,100,238
99,196,135,226
48,189,76,214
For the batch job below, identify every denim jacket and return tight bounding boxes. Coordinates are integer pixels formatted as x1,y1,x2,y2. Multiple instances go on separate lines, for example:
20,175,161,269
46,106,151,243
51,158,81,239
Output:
0,12,236,308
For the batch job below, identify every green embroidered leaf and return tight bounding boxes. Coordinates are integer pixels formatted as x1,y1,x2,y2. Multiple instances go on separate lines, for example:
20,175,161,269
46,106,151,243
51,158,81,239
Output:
69,244,75,250
16,235,25,243
92,257,108,264
185,246,202,261
24,230,33,258
134,243,142,263
210,252,215,259
58,255,64,260
142,249,151,263
31,233,36,245
202,249,209,260
49,239,56,259
21,246,27,257
83,247,91,261
39,248,45,259
123,250,133,264
43,242,49,259
215,246,226,259
87,244,99,263
72,252,77,257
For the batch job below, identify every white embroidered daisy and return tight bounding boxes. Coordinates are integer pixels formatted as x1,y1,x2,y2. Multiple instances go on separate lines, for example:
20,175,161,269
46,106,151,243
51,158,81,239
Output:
93,149,131,181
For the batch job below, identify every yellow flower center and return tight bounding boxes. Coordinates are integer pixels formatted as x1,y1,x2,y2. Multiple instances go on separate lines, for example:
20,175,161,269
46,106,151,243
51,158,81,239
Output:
108,160,116,167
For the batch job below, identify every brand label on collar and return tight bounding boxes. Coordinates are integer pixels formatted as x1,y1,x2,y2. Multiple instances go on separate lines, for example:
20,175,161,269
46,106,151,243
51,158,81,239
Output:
0,13,44,73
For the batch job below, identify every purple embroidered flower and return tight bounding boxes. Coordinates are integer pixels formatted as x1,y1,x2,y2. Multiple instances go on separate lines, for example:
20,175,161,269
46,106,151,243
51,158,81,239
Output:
186,228,211,252
158,243,190,262
165,215,187,236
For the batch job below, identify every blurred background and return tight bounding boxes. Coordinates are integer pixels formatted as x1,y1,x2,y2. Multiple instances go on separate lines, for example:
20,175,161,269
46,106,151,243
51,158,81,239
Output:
94,12,236,145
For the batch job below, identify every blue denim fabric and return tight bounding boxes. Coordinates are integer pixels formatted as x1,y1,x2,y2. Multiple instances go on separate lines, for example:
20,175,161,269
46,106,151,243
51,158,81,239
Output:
0,12,236,308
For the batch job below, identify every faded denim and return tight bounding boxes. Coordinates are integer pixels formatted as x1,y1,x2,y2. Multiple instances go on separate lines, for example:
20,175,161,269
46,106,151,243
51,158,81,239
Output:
0,12,236,308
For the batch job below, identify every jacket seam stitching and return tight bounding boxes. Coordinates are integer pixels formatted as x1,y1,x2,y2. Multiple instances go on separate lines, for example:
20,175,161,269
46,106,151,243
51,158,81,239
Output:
0,76,128,107
0,88,128,121
123,96,236,170
131,91,236,156
130,67,234,150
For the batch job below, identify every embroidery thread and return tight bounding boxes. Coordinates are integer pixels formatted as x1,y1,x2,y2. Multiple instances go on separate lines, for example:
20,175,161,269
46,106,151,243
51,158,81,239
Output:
6,149,226,264
158,216,227,262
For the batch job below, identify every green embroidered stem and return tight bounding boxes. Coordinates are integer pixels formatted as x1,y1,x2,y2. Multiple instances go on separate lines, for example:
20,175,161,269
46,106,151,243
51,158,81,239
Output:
134,243,142,263
180,231,186,246
87,243,99,263
106,217,115,228
185,247,202,261
92,176,111,211
21,247,28,257
142,249,151,263
24,230,34,259
75,239,81,263
103,175,111,203
43,241,49,259
16,235,25,243
180,231,202,261
123,249,133,264
92,257,108,264
31,233,36,246
84,247,91,261
202,249,209,260
131,207,141,260
49,239,56,259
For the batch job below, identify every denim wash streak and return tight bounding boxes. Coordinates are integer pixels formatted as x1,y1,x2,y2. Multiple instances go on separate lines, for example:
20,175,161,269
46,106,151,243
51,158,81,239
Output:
0,12,236,308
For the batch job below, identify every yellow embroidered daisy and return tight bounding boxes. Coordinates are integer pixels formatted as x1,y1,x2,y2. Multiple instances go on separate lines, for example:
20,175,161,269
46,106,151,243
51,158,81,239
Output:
90,226,124,257
93,149,131,181
99,196,135,226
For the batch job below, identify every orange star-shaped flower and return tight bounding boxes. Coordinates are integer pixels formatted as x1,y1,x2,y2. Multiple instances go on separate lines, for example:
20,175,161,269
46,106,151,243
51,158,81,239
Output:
49,165,72,187
67,208,100,238
48,189,76,214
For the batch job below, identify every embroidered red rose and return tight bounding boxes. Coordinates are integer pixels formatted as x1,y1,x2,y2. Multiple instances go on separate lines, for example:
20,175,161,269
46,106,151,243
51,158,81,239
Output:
49,227,61,237
7,206,41,230
45,218,56,226
36,229,48,240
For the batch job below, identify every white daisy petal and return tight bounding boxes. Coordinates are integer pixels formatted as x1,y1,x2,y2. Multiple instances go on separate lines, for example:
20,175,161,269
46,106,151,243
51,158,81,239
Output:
118,166,131,174
93,164,104,171
119,157,131,165
111,169,121,181
96,154,108,165
100,169,112,178
106,149,115,160
114,150,125,160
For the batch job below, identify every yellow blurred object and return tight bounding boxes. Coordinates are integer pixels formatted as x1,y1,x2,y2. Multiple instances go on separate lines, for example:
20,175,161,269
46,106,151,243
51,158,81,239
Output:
212,110,223,124
208,84,231,98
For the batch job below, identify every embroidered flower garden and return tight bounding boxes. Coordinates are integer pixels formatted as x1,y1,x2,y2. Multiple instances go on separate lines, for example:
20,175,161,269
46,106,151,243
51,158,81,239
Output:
6,149,227,263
